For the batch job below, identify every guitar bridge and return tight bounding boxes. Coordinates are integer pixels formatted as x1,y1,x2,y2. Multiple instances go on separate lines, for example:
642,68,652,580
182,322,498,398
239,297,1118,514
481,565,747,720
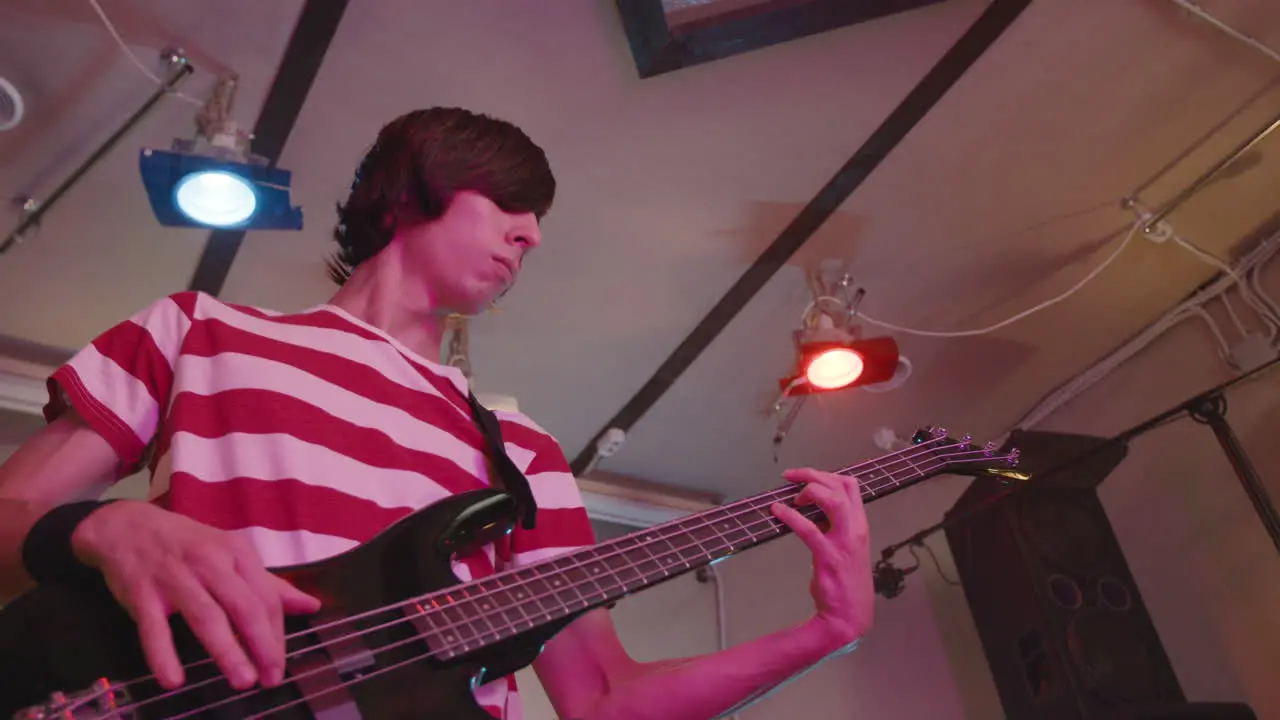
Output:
14,678,133,719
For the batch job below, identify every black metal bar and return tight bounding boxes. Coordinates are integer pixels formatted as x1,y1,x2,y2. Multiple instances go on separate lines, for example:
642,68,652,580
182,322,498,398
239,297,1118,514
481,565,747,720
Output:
187,0,349,296
1,63,195,256
1140,109,1280,233
876,354,1280,565
1188,393,1280,554
569,0,1037,475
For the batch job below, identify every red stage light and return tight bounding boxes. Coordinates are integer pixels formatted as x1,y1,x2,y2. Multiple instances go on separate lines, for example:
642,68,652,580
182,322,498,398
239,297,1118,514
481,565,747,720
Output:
804,347,864,389
781,336,900,395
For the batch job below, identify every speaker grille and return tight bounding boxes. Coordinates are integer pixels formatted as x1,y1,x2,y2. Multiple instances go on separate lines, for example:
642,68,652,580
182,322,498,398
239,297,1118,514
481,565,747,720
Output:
1067,609,1165,703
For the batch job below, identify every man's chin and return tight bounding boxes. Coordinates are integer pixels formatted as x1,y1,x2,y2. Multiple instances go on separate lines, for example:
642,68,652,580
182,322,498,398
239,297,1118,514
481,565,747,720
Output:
446,297,501,317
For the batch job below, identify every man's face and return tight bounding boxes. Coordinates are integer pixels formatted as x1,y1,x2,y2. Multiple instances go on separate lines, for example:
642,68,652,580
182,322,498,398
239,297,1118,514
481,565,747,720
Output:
398,190,542,316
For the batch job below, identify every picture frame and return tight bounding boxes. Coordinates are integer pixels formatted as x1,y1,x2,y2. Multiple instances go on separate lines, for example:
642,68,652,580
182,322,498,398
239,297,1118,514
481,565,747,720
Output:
615,0,953,78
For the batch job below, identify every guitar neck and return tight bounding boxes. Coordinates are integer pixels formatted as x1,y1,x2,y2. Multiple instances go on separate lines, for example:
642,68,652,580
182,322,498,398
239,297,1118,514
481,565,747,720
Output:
418,432,974,660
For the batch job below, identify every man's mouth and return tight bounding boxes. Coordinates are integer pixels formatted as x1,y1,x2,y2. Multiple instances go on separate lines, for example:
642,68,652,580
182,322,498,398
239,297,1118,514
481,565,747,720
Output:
493,256,517,280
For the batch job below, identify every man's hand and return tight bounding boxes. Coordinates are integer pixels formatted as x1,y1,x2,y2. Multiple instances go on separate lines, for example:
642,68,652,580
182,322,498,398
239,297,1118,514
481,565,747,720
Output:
71,501,321,690
770,468,874,653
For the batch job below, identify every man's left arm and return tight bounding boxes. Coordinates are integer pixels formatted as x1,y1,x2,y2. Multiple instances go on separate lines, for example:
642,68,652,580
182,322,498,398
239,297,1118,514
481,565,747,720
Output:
533,468,874,720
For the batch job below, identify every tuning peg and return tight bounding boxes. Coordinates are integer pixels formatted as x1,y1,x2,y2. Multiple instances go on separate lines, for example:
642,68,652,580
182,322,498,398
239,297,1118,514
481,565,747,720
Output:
930,427,947,439
960,434,972,446
1007,448,1020,466
983,441,997,455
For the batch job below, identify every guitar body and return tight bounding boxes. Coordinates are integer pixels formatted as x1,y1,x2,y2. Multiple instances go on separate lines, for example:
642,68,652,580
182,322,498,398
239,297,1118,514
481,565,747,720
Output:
0,489,578,719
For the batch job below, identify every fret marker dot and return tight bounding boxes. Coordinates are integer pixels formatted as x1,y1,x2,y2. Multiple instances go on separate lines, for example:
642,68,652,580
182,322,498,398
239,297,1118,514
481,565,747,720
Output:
446,634,455,642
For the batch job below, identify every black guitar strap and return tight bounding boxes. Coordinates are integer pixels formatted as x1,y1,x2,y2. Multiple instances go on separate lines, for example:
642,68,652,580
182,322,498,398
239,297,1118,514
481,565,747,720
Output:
466,392,539,530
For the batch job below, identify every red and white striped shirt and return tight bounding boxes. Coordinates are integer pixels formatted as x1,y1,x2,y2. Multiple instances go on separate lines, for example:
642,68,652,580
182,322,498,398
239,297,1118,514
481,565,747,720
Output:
43,291,595,719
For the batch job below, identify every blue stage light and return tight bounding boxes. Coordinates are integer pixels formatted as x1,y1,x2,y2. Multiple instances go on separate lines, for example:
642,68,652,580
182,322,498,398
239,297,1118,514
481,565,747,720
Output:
173,170,257,227
139,148,303,230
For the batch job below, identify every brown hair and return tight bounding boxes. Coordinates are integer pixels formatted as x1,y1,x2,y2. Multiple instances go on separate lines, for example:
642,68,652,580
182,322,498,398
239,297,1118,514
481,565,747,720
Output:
327,107,556,285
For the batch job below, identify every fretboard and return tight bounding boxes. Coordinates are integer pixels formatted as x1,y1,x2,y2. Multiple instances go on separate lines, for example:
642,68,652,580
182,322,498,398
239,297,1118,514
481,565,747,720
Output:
412,435,964,659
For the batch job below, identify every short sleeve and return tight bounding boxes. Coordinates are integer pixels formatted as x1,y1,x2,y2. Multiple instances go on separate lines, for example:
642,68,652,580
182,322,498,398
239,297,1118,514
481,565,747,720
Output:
492,414,597,570
44,292,198,478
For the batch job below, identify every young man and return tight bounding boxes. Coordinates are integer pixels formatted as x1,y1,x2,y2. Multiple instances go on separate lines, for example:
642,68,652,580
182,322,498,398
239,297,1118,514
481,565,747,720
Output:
0,107,874,720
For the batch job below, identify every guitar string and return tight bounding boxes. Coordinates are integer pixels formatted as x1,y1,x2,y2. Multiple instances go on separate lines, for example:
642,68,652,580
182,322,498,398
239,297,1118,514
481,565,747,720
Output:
124,436,950,698
95,440,979,716
237,454,996,720
98,441,989,716
106,446,1006,717
134,449,1009,720
247,436,944,647
202,503,839,719
248,514,841,718
105,435,949,699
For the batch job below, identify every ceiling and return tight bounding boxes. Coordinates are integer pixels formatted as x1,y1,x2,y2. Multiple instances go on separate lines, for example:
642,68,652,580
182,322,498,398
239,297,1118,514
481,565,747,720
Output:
1,0,1278,502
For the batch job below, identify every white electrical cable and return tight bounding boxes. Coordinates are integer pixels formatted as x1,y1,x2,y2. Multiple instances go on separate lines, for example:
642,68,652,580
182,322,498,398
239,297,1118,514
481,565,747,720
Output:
1156,218,1280,336
1218,291,1249,339
1015,244,1270,431
84,0,203,107
1182,305,1234,361
857,218,1145,338
1171,233,1237,277
1009,231,1279,432
1245,244,1280,338
857,195,1280,342
799,295,847,325
1013,309,1215,431
1252,258,1280,321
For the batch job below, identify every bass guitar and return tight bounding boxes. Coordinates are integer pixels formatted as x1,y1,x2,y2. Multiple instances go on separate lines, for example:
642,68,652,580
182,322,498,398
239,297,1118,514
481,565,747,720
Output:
0,427,1024,719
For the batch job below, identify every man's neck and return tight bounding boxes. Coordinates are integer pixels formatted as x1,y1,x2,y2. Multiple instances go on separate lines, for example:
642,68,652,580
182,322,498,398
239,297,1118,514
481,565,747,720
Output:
326,250,449,362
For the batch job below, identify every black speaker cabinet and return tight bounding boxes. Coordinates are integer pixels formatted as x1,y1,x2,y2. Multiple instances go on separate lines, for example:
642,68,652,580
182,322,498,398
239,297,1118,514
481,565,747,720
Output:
944,430,1186,719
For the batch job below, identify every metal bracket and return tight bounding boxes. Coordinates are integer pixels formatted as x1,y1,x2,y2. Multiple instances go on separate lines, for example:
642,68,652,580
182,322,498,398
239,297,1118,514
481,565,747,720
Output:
1,48,195,256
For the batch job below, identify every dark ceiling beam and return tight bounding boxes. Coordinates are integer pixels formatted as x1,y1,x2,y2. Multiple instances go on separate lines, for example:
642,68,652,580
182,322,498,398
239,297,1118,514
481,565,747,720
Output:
570,0,1037,476
187,0,349,296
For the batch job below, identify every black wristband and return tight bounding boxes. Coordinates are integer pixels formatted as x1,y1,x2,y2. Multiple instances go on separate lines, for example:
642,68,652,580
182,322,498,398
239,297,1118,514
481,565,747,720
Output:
20,499,120,588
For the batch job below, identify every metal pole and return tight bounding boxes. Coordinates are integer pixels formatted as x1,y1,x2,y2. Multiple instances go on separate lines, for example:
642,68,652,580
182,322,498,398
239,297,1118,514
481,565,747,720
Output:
1138,110,1280,234
877,354,1280,563
1189,393,1280,555
1,59,195,256
1168,0,1280,66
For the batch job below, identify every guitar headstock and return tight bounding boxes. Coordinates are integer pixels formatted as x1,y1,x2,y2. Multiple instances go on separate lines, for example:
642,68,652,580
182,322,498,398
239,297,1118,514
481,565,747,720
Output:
910,426,1030,483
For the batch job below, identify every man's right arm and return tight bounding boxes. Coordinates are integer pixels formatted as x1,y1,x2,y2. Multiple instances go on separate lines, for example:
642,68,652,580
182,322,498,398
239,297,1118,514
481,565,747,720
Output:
0,406,321,690
0,408,118,601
